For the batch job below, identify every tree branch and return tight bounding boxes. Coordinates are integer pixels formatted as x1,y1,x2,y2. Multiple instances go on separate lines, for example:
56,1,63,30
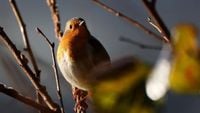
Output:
72,87,88,113
0,83,55,113
92,0,168,43
36,27,65,113
119,36,161,50
0,27,60,113
148,17,162,33
9,0,40,77
9,1,45,112
142,0,171,42
46,0,63,41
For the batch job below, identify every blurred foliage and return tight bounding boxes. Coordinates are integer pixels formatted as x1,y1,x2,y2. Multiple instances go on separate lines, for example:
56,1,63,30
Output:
170,24,200,93
90,23,200,113
90,57,159,113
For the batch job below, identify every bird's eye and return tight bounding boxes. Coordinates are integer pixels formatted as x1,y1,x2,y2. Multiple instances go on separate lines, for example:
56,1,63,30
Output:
69,25,72,29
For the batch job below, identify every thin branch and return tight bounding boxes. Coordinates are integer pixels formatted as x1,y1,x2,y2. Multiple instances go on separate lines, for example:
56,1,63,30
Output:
46,0,63,41
148,17,162,33
36,28,52,45
9,1,44,112
0,83,55,113
0,27,60,113
142,0,171,42
119,36,161,50
92,0,168,43
9,0,40,77
36,28,65,113
151,0,157,7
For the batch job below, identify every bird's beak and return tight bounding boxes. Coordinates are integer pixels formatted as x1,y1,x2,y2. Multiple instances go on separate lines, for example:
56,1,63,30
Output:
79,20,85,26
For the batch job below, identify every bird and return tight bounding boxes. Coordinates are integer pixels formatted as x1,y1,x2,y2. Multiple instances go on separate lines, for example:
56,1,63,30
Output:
57,17,110,91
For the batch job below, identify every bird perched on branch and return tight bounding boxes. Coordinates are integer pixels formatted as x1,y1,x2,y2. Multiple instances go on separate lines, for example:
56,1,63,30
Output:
57,17,110,91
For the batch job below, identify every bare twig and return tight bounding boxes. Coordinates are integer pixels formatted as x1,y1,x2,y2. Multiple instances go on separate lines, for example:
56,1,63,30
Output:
9,0,44,112
119,36,161,50
9,0,40,76
46,0,63,41
0,83,55,113
72,87,88,113
36,27,65,113
148,17,162,33
0,27,60,113
92,0,168,43
151,0,157,7
142,0,171,42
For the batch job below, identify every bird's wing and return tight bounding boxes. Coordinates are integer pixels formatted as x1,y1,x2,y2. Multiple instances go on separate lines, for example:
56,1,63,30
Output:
89,36,110,66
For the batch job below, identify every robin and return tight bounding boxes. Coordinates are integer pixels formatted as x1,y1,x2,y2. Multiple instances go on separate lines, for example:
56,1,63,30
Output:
57,17,110,91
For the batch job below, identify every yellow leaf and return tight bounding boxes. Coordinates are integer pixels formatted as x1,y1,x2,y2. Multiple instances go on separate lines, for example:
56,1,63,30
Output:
170,23,200,93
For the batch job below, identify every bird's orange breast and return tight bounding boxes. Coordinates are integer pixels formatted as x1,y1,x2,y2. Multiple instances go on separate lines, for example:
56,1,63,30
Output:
56,32,95,90
57,30,89,62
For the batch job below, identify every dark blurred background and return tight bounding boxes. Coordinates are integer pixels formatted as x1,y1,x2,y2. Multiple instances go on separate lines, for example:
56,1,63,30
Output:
0,0,200,113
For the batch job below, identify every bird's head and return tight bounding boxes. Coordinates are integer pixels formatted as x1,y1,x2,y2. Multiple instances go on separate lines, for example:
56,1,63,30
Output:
60,17,91,56
64,17,89,35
